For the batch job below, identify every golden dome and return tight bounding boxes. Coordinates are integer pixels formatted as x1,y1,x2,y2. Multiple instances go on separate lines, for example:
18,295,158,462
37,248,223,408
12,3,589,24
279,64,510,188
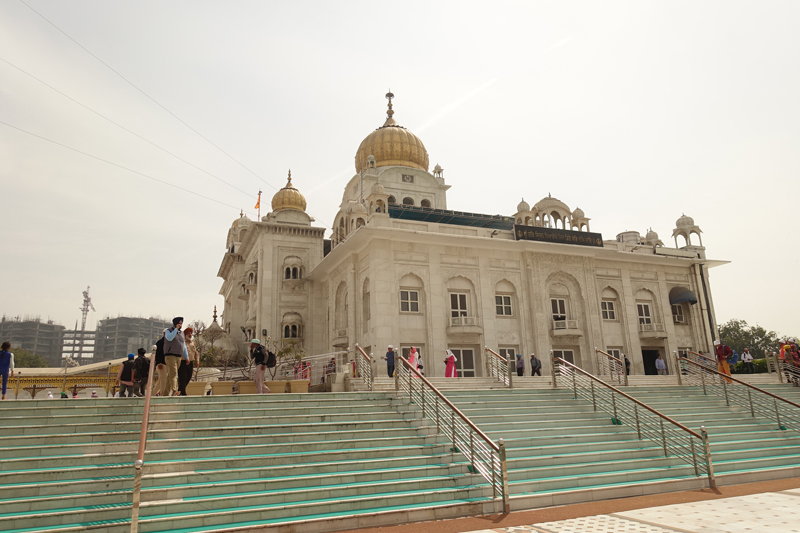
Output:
271,171,307,212
355,92,429,173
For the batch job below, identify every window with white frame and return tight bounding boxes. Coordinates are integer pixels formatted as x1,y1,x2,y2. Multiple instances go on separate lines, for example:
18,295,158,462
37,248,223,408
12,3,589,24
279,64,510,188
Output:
450,293,468,317
607,347,622,359
601,300,617,321
550,298,567,321
672,304,685,324
498,347,519,359
495,295,512,316
400,290,420,313
637,303,652,325
553,349,575,364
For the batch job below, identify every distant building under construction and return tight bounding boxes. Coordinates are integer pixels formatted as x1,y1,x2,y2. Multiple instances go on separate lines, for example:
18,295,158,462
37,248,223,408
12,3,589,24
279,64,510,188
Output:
93,316,172,362
0,316,66,366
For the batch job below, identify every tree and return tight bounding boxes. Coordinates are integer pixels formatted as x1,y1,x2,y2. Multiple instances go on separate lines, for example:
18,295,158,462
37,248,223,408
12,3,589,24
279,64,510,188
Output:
263,338,305,380
718,319,782,359
10,346,49,368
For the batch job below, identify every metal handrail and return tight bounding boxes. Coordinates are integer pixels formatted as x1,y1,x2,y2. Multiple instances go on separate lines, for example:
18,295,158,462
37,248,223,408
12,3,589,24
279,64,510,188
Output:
688,350,717,366
773,351,800,385
595,348,628,386
395,355,509,512
484,347,512,388
354,344,373,391
130,350,158,533
553,356,715,488
677,355,800,432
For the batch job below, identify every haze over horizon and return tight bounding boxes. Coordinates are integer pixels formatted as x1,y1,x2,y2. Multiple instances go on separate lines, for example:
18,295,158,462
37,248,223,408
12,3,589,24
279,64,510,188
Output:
1,1,798,338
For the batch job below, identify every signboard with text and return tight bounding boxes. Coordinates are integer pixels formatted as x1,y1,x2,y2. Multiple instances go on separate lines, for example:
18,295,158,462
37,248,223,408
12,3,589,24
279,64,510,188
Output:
514,225,604,247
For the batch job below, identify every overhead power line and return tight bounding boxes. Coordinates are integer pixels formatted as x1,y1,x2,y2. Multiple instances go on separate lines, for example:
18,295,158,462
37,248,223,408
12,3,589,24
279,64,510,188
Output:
16,0,333,230
0,56,254,199
18,0,280,194
0,119,254,214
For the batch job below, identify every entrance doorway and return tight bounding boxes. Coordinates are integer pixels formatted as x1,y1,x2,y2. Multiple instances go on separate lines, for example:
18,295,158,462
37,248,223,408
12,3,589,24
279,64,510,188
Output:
642,349,661,375
449,348,476,377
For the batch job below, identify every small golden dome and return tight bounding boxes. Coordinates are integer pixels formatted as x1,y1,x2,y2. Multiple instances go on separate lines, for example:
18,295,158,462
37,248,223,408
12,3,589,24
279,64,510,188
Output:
355,92,429,173
271,170,307,212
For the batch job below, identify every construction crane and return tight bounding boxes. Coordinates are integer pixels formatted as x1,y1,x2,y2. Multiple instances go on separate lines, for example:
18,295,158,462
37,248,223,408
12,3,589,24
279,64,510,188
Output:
75,286,95,360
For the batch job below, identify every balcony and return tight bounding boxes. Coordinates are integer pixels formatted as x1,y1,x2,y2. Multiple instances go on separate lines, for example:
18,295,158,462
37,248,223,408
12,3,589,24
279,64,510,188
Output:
638,321,667,338
550,319,583,337
447,315,483,335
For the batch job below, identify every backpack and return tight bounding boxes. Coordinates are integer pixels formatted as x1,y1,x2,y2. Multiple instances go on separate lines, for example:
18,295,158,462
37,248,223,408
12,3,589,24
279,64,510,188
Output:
266,350,276,368
133,356,150,381
155,337,165,366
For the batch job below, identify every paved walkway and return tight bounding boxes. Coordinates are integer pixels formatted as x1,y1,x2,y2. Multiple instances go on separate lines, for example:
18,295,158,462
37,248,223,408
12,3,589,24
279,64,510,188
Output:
477,487,800,532
339,478,800,533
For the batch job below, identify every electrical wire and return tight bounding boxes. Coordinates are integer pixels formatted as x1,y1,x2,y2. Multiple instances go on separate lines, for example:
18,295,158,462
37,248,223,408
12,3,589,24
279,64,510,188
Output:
16,0,333,230
0,56,254,199
18,0,281,194
0,119,254,214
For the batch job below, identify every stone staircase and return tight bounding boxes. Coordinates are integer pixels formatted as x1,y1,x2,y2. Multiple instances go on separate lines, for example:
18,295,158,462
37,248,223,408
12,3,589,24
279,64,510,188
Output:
443,388,706,510
372,376,554,392
618,384,800,484
0,392,495,533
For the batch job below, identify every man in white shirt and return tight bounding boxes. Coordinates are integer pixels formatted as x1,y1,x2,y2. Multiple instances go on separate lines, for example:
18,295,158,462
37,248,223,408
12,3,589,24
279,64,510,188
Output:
742,348,755,374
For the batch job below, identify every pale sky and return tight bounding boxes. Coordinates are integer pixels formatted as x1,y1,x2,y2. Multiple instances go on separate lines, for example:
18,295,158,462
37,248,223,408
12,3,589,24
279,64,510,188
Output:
1,1,798,336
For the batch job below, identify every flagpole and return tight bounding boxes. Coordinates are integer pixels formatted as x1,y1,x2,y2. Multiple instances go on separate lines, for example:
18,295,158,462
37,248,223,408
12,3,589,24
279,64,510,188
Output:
257,190,262,220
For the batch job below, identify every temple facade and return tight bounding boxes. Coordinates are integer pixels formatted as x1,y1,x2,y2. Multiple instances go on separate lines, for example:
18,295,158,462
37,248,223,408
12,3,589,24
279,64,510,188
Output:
218,93,725,377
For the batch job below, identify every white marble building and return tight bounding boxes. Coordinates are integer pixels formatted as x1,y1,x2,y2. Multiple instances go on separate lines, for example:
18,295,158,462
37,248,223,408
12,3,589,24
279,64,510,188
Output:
218,93,725,377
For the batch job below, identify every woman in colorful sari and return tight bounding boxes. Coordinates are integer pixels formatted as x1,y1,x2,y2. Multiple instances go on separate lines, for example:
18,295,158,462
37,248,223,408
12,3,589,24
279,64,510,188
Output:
445,350,458,378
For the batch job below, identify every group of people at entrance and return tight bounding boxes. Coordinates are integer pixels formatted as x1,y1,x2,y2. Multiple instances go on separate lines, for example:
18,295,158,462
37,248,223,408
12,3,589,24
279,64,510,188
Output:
382,345,543,378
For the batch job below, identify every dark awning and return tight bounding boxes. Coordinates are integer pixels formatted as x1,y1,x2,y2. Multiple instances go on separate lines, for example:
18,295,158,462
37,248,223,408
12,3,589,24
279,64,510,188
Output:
669,286,698,305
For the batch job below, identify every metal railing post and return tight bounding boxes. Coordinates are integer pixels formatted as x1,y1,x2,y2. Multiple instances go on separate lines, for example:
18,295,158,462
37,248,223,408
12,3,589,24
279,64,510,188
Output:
590,380,596,411
498,438,510,514
690,438,699,476
106,364,112,397
700,365,707,394
701,426,716,488
674,352,682,386
747,388,754,418
660,418,667,457
774,398,784,430
571,367,577,399
507,358,514,389
611,393,618,424
634,403,641,439
622,354,629,387
369,352,374,391
552,357,557,389
435,397,440,434
722,378,729,406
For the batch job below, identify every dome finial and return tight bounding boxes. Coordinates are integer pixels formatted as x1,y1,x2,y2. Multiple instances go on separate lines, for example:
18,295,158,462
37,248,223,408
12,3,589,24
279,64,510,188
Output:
287,169,292,183
386,90,394,119
213,305,218,322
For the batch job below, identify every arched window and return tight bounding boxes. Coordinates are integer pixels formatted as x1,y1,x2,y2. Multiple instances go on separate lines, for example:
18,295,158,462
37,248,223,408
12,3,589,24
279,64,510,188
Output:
388,195,396,205
291,325,298,337
403,197,414,206
356,217,365,227
420,199,431,208
284,325,290,338
285,267,291,279
292,267,298,279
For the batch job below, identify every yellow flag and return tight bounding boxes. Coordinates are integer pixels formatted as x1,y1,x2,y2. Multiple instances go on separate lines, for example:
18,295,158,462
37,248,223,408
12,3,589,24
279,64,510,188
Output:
254,198,260,209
